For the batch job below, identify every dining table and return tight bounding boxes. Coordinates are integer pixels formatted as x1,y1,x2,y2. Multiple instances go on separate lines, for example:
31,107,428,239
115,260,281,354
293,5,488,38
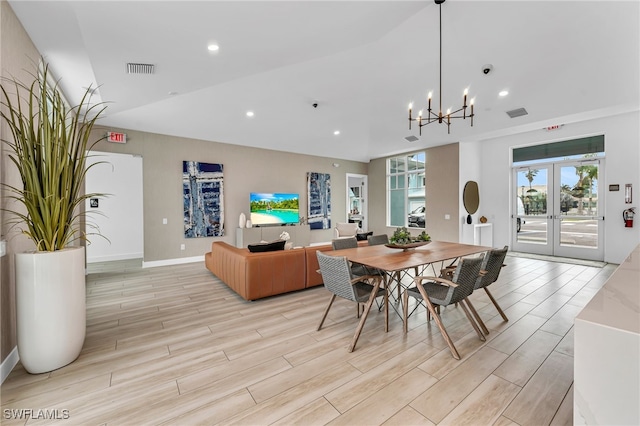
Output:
327,240,493,359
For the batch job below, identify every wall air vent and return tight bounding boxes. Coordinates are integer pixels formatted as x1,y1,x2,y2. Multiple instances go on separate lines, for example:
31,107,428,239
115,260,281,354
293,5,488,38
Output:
126,63,155,75
506,107,528,118
404,135,419,142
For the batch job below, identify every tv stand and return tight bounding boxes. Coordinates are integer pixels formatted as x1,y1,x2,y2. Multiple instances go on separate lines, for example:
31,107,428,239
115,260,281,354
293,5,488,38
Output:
236,224,311,248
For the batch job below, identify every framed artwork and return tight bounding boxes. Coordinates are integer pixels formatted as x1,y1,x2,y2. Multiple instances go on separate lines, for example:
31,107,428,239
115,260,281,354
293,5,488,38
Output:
183,161,224,238
307,172,331,230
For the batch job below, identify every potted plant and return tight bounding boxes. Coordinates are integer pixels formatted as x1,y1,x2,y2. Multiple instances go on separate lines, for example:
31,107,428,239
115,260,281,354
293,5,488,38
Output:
1,60,106,374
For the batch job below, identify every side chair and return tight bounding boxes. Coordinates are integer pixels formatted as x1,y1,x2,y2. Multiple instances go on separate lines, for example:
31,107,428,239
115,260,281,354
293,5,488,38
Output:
466,246,509,335
316,251,388,352
402,256,484,360
331,237,367,276
366,234,389,246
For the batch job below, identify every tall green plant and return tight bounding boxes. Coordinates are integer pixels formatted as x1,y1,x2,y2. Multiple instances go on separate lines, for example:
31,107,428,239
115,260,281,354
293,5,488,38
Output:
1,61,107,251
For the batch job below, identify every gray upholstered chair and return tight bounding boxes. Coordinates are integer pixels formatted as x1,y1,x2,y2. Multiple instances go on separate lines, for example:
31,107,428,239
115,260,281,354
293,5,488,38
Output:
467,246,509,334
366,234,389,246
402,256,484,360
316,251,387,352
331,237,367,276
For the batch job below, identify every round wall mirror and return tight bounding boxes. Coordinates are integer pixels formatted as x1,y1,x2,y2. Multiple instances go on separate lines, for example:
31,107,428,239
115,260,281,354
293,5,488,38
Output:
463,181,479,215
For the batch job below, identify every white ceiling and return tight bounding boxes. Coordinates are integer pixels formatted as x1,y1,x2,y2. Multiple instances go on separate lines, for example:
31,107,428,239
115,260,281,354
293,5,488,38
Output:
9,0,640,162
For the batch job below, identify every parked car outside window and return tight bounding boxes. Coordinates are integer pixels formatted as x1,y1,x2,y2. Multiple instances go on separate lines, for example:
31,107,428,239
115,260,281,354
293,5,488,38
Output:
408,205,425,227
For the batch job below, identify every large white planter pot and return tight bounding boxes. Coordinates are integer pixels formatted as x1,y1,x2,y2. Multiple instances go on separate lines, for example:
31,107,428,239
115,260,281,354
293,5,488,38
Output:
15,246,86,374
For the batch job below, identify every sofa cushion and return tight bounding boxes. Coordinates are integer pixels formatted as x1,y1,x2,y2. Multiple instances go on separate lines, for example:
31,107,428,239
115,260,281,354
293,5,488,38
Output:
248,239,286,253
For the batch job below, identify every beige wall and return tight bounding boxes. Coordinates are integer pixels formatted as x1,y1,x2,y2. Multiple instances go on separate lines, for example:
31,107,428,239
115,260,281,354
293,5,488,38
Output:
89,126,369,263
1,0,41,367
368,143,460,242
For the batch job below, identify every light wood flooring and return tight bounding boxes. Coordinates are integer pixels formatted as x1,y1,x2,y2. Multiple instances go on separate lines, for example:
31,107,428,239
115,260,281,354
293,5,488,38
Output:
1,254,616,425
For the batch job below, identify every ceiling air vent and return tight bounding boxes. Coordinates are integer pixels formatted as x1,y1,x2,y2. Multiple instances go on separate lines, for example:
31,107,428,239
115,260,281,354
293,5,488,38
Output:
404,135,419,142
506,107,528,118
126,63,155,75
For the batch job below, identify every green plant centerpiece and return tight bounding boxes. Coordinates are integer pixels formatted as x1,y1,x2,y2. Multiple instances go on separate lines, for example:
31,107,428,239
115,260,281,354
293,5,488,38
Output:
1,60,107,374
388,227,431,250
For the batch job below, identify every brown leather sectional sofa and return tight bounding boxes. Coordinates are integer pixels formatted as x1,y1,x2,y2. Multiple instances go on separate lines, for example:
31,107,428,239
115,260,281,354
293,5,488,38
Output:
206,241,360,301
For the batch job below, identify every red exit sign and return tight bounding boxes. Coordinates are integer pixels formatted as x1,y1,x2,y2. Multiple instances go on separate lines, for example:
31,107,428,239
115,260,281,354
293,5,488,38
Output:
107,132,127,143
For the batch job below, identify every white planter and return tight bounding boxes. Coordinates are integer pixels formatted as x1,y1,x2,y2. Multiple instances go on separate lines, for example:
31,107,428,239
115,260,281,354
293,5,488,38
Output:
15,246,86,374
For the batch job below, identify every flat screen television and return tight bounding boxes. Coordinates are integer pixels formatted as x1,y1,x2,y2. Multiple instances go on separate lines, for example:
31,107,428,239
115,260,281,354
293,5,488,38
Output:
250,192,299,226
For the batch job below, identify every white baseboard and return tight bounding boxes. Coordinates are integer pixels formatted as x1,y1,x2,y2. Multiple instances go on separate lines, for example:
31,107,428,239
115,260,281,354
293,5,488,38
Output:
142,255,204,269
1,346,19,384
87,252,144,263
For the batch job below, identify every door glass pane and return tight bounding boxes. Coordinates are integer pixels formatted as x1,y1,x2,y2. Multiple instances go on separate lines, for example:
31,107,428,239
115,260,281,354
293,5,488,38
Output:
559,164,599,249
516,168,548,245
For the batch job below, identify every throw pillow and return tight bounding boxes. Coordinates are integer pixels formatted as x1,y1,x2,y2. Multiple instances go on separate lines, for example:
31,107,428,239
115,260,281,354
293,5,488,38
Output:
356,231,373,241
248,239,286,253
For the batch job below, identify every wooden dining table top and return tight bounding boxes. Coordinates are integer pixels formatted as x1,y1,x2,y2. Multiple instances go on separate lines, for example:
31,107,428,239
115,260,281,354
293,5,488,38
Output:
327,240,493,272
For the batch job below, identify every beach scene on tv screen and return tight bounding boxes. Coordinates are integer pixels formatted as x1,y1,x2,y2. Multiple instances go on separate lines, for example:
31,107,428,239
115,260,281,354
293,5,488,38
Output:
250,193,299,225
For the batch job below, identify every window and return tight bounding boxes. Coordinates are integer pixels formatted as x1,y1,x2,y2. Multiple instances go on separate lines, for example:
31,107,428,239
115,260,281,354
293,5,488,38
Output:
387,152,426,228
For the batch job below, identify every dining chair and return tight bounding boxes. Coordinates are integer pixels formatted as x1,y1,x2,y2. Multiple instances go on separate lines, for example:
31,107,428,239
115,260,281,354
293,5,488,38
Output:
331,237,367,276
316,251,387,352
402,256,484,360
366,234,389,246
466,246,509,334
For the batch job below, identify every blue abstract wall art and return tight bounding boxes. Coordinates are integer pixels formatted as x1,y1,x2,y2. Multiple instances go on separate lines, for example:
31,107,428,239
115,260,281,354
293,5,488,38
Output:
307,172,331,230
183,161,224,238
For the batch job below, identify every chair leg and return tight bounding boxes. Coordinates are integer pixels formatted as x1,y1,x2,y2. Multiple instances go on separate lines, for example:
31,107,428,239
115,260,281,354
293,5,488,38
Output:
484,287,509,321
348,280,381,352
415,285,460,360
459,299,486,342
465,298,490,335
317,294,337,331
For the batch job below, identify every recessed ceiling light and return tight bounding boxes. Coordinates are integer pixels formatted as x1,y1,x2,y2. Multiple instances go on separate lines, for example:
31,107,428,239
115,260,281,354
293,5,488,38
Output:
208,44,219,52
499,90,509,97
333,130,340,135
246,111,254,117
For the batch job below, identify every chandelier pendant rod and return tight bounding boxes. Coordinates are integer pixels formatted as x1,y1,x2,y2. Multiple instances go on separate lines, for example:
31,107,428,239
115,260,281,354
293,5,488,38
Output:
438,1,443,124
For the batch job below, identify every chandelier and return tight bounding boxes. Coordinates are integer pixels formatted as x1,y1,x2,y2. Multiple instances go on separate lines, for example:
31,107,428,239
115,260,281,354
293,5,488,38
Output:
408,0,474,135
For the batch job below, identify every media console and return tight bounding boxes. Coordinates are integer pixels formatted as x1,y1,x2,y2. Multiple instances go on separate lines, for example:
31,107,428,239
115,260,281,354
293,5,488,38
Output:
235,224,311,248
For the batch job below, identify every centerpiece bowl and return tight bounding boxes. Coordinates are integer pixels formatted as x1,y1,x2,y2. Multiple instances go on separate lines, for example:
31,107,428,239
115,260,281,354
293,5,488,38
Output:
385,241,430,251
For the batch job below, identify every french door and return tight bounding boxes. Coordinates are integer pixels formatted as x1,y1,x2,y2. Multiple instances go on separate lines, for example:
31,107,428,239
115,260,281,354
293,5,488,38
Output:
512,160,604,261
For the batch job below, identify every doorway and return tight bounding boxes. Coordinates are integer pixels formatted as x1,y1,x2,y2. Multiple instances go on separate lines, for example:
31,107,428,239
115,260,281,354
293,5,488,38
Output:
346,174,368,231
512,160,604,261
85,151,144,263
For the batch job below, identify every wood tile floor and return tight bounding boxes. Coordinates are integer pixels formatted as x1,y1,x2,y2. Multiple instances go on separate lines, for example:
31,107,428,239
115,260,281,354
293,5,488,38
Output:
1,254,616,425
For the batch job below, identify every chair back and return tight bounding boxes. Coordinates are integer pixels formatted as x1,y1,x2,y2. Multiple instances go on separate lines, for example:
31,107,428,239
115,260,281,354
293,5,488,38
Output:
475,246,508,290
332,237,358,251
316,251,357,302
448,256,483,304
367,234,389,246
